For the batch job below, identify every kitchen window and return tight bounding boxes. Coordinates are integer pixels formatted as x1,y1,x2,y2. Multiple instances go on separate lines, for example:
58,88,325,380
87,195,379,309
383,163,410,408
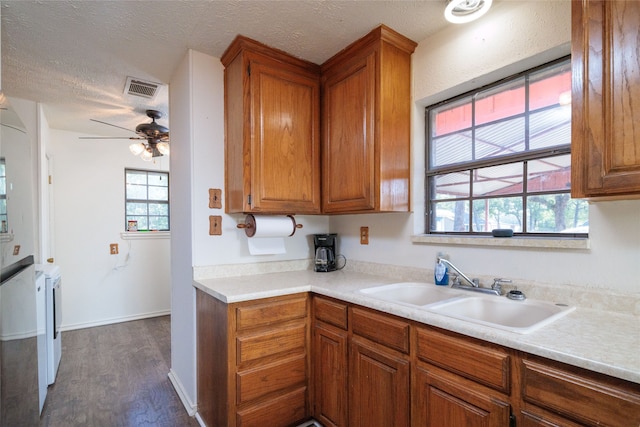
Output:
426,57,588,236
125,169,169,231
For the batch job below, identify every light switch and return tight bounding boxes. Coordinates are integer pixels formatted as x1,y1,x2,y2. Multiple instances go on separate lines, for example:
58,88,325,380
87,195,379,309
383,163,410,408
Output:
209,189,222,209
209,215,222,235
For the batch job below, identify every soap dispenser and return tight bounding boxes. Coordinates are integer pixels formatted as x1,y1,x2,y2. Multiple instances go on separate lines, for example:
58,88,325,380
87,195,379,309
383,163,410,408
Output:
434,253,449,286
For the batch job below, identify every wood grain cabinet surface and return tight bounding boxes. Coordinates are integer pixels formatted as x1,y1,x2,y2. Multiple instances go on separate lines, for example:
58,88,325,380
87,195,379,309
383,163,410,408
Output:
518,354,640,427
198,292,640,427
414,326,512,426
413,364,511,427
321,25,417,213
572,0,640,198
196,291,310,427
221,36,321,214
312,297,349,427
348,307,411,427
312,297,411,427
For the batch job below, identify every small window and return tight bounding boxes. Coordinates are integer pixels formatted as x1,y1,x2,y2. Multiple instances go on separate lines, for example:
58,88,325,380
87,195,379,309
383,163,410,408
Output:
125,169,169,231
426,57,588,236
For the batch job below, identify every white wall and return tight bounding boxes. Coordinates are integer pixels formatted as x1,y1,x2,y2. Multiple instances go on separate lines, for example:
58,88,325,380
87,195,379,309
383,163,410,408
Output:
168,48,198,413
331,0,640,295
49,129,171,330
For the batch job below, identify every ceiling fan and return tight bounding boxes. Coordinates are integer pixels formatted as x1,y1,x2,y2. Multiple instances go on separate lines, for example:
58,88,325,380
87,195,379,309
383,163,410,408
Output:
81,109,170,161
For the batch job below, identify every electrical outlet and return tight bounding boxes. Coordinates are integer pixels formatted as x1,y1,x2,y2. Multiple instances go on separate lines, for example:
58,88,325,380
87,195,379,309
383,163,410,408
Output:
110,243,119,255
360,226,369,245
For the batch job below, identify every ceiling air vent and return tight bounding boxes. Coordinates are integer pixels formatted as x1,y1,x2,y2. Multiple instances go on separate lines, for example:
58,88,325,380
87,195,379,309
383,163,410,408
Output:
124,77,162,100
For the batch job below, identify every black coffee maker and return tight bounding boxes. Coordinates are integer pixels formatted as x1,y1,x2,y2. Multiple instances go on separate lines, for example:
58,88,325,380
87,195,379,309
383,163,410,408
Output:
314,234,337,272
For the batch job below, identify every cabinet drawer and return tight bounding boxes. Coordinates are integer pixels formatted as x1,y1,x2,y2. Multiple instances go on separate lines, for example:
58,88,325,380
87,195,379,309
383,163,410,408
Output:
237,354,307,404
236,386,307,427
351,307,409,353
521,357,640,427
237,322,306,364
416,327,510,394
314,296,348,329
236,295,307,331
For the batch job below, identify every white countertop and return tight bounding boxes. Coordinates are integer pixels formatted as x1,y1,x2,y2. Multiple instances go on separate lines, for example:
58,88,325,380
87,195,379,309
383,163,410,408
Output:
194,268,640,384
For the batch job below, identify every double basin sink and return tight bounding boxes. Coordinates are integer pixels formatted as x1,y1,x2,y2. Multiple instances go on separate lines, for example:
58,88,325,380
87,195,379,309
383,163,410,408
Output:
360,282,575,334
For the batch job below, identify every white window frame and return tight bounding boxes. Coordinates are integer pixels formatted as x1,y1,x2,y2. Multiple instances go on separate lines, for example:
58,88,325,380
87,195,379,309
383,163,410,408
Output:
125,168,170,232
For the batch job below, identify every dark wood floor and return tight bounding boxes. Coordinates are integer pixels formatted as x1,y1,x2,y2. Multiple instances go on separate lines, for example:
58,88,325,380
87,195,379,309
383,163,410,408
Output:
40,316,199,427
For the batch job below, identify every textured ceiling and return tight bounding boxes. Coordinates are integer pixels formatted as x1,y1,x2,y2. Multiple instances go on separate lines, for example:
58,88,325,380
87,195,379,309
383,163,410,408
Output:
1,0,452,137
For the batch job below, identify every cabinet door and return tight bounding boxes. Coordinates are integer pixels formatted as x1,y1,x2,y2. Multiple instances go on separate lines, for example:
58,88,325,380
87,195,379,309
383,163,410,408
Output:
248,59,321,213
349,337,410,427
322,52,376,213
414,364,511,427
520,356,640,426
313,322,348,427
572,0,640,198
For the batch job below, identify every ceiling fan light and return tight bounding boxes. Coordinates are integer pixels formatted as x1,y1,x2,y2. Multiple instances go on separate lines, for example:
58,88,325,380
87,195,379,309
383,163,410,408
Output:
141,148,153,161
444,0,492,24
157,142,170,155
129,142,146,156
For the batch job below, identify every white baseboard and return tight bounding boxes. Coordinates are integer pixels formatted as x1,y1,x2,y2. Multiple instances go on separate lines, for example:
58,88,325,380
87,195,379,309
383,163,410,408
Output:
168,368,198,417
194,412,206,427
193,414,319,427
60,309,171,331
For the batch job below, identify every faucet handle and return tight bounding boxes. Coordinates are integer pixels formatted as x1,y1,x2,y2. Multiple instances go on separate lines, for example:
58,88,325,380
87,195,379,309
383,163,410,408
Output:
492,278,511,294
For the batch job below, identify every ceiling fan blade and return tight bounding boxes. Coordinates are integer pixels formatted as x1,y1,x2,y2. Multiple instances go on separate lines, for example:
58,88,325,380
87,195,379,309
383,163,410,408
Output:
90,119,136,133
79,136,143,140
1,122,27,133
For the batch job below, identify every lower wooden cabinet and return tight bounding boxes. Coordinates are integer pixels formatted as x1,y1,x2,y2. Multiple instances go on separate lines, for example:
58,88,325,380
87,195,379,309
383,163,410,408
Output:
313,321,348,427
198,292,639,427
197,290,310,427
309,295,640,427
312,297,411,427
349,337,410,427
519,354,640,427
414,326,512,426
414,363,511,427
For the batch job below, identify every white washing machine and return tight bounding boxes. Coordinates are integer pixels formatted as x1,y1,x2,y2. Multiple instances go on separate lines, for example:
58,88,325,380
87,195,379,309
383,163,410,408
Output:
35,264,62,385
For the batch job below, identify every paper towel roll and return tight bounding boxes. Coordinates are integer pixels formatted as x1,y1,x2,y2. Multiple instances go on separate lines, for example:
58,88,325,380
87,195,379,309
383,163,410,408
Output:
240,215,301,255
245,215,297,238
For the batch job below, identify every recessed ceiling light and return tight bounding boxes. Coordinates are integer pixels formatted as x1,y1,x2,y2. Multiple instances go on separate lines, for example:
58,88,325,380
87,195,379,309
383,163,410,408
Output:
444,0,493,24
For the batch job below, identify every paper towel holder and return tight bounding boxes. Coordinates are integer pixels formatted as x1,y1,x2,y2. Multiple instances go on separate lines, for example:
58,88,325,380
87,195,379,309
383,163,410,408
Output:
237,214,303,237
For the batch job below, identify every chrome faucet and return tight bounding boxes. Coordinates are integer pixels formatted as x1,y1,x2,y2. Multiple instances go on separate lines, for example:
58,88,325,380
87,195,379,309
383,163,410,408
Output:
437,257,477,287
436,257,504,296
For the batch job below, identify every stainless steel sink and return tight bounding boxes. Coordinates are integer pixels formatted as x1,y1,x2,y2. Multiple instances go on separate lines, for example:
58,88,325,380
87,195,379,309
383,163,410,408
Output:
360,282,463,307
428,296,575,334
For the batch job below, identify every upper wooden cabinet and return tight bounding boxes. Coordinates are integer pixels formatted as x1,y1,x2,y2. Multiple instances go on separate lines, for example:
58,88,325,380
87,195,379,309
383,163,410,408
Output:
571,0,640,198
221,36,321,214
321,25,417,213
